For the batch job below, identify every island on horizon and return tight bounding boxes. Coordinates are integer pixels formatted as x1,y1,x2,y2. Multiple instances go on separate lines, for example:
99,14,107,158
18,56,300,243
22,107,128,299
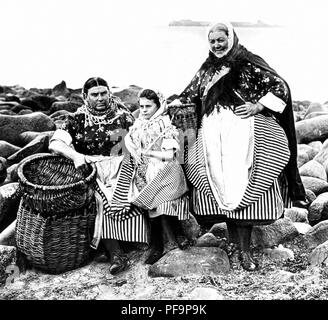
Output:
169,19,282,28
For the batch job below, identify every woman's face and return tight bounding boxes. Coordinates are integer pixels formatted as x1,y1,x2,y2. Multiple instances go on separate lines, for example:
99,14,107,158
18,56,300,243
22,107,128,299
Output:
208,30,229,57
139,97,158,119
85,85,110,112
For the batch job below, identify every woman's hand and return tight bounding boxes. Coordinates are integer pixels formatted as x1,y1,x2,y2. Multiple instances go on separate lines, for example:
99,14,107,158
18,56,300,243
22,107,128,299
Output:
73,153,87,170
234,102,264,119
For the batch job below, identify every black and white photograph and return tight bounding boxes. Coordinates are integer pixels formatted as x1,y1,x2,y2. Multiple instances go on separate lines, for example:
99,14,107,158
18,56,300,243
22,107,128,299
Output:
0,0,328,308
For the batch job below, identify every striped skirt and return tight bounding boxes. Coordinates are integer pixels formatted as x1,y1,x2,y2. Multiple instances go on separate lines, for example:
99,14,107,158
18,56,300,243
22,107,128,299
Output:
184,112,291,222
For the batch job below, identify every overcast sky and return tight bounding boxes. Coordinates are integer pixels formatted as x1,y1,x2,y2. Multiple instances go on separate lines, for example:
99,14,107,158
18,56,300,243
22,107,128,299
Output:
1,0,328,30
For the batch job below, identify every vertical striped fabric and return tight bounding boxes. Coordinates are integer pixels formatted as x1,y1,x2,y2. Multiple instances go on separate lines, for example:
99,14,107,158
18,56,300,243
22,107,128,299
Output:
185,113,291,220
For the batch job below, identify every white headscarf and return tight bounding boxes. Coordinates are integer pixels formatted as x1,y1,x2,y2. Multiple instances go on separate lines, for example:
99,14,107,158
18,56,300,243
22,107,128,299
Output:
207,21,235,59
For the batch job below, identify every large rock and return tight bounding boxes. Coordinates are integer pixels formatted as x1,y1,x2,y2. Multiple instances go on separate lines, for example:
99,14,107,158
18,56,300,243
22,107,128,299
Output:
148,247,230,277
301,176,328,195
295,115,328,144
0,141,20,159
0,183,20,232
297,144,318,167
6,135,50,166
0,157,7,185
251,218,299,248
195,233,224,247
283,207,308,223
20,95,57,112
309,240,328,267
52,80,70,98
303,220,328,249
305,189,317,204
303,102,328,119
313,138,328,165
293,222,312,234
18,130,54,146
209,222,228,239
307,141,323,153
3,163,19,184
49,110,72,120
113,85,142,112
0,220,16,246
180,213,201,242
0,112,56,146
0,245,16,286
299,160,327,181
308,192,328,223
50,101,80,114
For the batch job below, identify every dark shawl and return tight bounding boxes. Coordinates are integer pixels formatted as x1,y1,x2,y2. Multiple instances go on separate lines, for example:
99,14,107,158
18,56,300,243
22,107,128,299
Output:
186,30,305,201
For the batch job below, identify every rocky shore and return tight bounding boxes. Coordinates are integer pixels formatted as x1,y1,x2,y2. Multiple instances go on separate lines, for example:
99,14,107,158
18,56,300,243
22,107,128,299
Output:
1,82,328,300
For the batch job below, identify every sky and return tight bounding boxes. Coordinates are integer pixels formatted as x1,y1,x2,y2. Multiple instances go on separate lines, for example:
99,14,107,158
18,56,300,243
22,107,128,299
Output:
1,0,328,98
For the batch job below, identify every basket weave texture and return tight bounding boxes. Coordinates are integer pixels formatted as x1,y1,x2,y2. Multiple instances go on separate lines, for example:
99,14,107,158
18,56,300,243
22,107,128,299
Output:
167,103,197,131
18,153,97,213
15,199,96,273
16,153,98,273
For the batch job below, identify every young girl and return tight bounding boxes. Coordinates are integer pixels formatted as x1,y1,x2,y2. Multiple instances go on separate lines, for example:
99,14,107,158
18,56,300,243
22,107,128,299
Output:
125,89,190,264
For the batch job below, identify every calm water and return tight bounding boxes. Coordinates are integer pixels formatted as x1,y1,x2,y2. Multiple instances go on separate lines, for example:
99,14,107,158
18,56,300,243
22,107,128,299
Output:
3,25,328,103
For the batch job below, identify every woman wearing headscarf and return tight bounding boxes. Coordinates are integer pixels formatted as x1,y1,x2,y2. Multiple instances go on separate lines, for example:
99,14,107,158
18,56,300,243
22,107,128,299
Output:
124,89,190,264
169,22,306,271
49,77,149,275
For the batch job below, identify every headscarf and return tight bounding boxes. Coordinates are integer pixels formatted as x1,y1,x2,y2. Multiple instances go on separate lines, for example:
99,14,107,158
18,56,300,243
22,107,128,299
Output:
200,21,305,201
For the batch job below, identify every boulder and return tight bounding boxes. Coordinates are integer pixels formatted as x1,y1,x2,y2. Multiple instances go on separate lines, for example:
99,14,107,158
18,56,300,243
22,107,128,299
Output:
0,245,17,286
0,112,56,146
297,144,318,167
0,157,7,185
113,85,142,112
0,183,20,232
0,141,20,159
295,115,328,144
309,240,328,267
283,207,308,223
308,192,328,223
52,80,70,97
18,130,54,146
293,222,312,234
20,95,57,112
307,141,323,153
195,233,224,247
49,110,72,120
10,104,32,114
301,176,328,195
299,160,327,181
251,218,299,248
303,102,328,118
0,220,16,246
4,163,19,184
17,109,33,115
305,189,317,204
6,135,50,166
180,213,201,242
148,247,230,277
209,222,228,239
263,244,294,261
313,138,328,165
304,112,328,120
303,220,328,249
50,101,80,114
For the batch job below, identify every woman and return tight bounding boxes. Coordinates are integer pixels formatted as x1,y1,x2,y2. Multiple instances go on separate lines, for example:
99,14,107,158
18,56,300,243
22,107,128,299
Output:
49,77,149,275
169,22,306,271
124,89,190,264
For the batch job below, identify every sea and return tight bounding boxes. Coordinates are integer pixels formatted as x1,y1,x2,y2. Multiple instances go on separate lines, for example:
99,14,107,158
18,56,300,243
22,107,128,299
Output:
3,25,328,103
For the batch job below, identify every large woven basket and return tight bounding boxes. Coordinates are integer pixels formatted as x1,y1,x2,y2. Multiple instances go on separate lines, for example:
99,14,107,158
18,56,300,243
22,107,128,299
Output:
15,198,97,274
166,103,197,132
17,153,97,214
16,153,98,273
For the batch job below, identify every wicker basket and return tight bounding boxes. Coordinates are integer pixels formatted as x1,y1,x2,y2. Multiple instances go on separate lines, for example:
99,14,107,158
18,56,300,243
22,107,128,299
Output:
15,198,97,274
17,153,97,214
166,103,197,131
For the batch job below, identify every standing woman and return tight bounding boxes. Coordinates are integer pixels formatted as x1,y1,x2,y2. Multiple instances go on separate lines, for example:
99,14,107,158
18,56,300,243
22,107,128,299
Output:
49,77,149,275
169,22,306,271
124,89,190,264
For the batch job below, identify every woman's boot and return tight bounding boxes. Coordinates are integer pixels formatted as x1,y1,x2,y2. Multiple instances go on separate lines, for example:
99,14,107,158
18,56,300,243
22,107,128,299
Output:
145,217,164,265
102,239,128,275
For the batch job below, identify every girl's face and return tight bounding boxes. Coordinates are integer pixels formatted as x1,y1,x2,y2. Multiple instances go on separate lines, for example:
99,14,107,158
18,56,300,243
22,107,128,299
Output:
139,97,159,119
208,30,229,58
